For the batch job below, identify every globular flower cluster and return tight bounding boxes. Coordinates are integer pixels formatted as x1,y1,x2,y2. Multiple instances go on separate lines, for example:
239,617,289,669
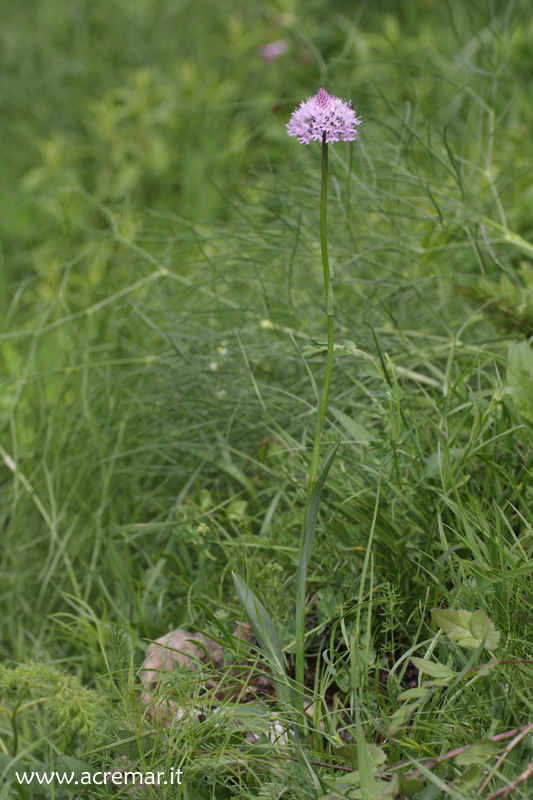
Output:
287,87,361,145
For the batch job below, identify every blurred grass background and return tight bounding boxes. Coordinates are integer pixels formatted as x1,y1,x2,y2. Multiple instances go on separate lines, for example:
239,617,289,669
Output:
3,0,533,794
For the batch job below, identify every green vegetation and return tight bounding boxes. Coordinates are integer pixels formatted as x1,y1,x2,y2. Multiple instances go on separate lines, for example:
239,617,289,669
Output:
2,0,533,797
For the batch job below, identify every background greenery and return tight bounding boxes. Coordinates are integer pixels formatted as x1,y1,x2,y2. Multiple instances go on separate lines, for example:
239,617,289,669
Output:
2,0,533,797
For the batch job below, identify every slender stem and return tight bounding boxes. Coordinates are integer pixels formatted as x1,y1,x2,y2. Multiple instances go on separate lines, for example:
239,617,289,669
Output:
308,137,335,487
295,134,336,714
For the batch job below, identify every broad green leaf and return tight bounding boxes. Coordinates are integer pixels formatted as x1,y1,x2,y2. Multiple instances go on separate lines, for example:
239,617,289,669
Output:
470,610,501,649
507,341,533,423
366,744,387,769
431,608,478,647
411,657,456,680
431,608,500,650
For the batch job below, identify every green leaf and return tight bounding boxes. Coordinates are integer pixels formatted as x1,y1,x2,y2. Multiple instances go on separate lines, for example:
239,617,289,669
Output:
398,775,425,797
388,704,415,736
507,341,533,423
411,657,456,680
0,781,15,800
330,407,377,443
388,691,432,735
232,572,293,707
452,764,482,790
300,442,340,571
455,739,500,766
355,720,382,800
366,744,387,769
423,446,465,479
431,608,500,650
301,343,328,358
336,744,360,767
469,610,501,649
226,499,247,520
336,743,386,770
397,686,429,701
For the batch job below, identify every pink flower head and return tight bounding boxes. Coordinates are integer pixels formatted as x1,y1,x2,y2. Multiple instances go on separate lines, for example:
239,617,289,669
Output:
287,87,361,145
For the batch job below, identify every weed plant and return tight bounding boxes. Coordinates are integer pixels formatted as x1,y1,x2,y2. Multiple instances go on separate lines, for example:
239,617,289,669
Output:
2,0,533,797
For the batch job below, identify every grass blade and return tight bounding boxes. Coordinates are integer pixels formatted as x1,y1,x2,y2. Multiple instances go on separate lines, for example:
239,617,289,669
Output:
232,571,293,708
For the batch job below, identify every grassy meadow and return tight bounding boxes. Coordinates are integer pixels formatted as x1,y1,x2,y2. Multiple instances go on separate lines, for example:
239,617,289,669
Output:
2,0,533,797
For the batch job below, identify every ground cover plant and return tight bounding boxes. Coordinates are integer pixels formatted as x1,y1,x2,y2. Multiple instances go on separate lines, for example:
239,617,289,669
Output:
2,0,533,797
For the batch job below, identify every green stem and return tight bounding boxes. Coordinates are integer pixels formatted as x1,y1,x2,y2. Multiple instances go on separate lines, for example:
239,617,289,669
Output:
308,137,335,487
479,216,533,260
295,135,336,714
